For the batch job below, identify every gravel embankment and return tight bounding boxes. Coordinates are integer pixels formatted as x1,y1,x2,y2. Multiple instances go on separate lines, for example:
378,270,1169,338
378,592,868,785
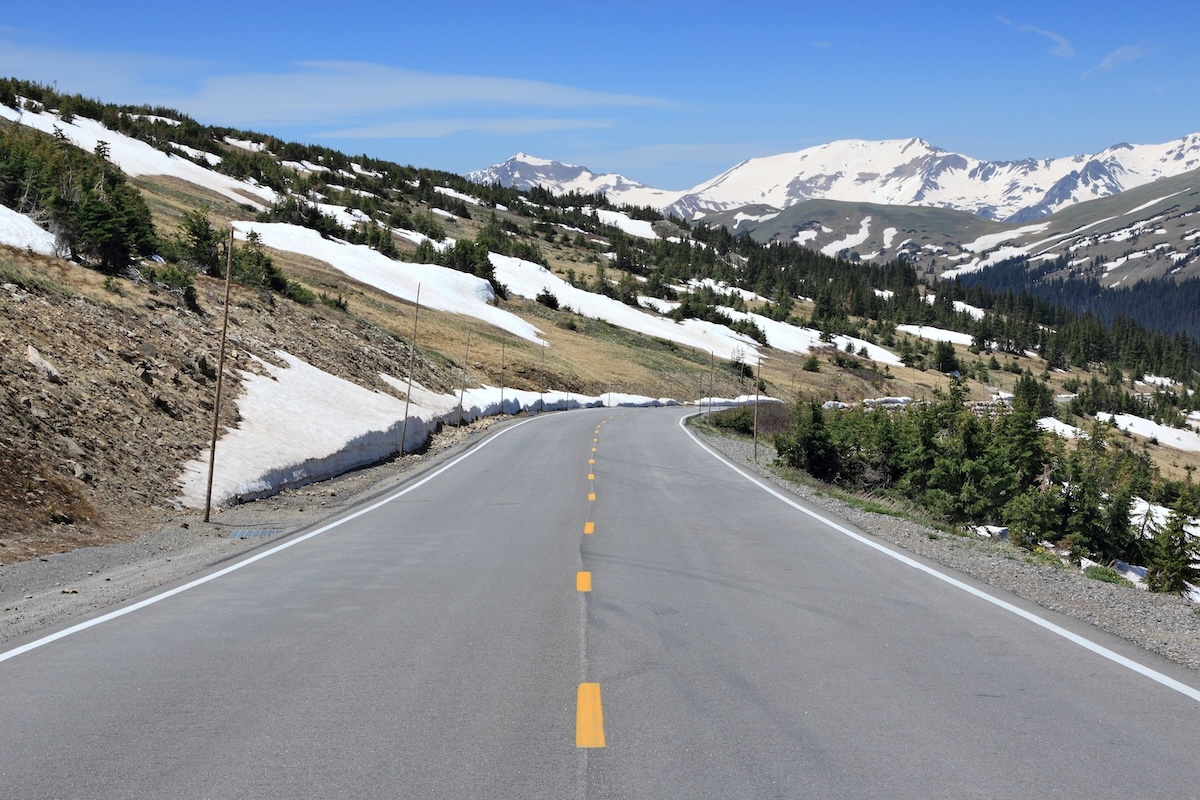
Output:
699,429,1200,673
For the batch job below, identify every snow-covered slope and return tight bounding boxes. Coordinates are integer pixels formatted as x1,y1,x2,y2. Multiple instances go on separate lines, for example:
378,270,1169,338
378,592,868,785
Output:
0,102,278,210
472,135,1200,224
673,136,1200,223
230,222,545,343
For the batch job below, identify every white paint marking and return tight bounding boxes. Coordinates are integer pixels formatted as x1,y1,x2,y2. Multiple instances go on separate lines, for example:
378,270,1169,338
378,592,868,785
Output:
679,413,1200,703
0,418,536,664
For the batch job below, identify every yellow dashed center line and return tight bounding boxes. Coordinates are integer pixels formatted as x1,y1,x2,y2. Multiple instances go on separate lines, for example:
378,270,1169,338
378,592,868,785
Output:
576,683,606,748
576,427,607,748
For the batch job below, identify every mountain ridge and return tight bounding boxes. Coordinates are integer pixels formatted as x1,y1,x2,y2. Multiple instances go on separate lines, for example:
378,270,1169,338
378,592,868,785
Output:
472,133,1200,224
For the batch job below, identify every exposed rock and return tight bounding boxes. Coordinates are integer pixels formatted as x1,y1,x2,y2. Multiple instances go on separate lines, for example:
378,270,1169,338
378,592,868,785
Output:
24,345,62,384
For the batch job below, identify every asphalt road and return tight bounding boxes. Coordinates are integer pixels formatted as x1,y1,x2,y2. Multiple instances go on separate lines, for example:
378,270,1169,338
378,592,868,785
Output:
2,406,1198,799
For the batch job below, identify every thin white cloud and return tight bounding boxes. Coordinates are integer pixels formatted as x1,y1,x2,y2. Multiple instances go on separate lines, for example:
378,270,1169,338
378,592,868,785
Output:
1083,43,1159,77
0,41,673,128
997,15,1075,58
0,38,207,100
157,61,672,126
322,117,613,139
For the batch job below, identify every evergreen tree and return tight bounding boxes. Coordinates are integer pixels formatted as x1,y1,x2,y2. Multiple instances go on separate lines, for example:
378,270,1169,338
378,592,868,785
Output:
1145,498,1200,594
775,400,841,482
933,340,960,373
176,206,224,276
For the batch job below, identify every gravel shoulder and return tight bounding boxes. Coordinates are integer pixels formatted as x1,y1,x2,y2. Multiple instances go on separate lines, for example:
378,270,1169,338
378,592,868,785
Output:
5,412,1200,679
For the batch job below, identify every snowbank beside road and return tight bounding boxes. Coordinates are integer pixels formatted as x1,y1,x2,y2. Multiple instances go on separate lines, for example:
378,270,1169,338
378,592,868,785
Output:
177,351,678,509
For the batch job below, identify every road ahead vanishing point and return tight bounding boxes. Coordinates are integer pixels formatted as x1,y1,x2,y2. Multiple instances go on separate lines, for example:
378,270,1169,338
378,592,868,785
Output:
2,407,1198,799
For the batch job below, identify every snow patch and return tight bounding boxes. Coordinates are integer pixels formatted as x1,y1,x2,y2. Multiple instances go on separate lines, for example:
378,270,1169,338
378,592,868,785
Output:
820,216,872,257
594,209,658,239
0,205,56,255
896,324,973,346
231,222,543,343
1096,412,1200,453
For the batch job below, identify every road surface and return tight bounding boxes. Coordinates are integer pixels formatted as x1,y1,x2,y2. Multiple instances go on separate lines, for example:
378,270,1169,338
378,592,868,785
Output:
1,406,1198,798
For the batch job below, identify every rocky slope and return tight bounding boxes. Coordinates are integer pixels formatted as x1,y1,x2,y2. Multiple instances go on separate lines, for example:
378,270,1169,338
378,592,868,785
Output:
0,244,454,566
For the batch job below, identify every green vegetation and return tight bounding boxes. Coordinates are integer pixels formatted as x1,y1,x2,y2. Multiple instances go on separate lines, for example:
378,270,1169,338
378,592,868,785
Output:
0,123,156,272
1083,564,1134,587
772,379,1200,595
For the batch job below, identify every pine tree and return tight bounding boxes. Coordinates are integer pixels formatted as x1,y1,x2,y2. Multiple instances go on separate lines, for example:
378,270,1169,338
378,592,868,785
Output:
1145,498,1200,594
775,400,840,482
176,206,223,276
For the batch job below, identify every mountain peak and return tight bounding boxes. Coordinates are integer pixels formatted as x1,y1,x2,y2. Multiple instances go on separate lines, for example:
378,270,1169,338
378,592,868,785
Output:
510,152,570,168
467,154,686,208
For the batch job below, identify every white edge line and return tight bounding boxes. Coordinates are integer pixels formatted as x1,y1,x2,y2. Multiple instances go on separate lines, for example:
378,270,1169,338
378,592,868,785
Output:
679,413,1200,703
0,417,536,664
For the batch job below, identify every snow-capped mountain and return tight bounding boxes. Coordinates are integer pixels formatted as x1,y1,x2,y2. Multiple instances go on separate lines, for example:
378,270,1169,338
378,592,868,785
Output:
472,135,1200,224
466,153,684,210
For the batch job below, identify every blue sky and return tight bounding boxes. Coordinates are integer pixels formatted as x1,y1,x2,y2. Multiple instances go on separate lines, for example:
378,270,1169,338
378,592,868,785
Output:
2,1,1196,189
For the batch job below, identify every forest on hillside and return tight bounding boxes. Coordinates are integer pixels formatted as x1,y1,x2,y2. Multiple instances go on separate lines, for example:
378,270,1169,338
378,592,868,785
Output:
958,256,1200,344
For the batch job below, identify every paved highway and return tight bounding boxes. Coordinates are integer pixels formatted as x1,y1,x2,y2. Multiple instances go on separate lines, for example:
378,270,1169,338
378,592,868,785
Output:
1,406,1198,798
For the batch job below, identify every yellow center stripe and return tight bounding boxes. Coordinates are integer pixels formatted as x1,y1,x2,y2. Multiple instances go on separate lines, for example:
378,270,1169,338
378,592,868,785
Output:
588,458,595,465
584,521,595,534
575,683,606,747
588,473,594,481
576,571,592,591
588,492,596,502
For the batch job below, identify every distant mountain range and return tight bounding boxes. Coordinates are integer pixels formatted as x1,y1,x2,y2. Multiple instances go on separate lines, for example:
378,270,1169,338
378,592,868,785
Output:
468,135,1200,224
466,153,681,210
469,137,1200,287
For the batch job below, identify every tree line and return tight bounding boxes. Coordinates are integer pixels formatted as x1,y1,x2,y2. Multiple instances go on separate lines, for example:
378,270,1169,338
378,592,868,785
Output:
766,382,1199,595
